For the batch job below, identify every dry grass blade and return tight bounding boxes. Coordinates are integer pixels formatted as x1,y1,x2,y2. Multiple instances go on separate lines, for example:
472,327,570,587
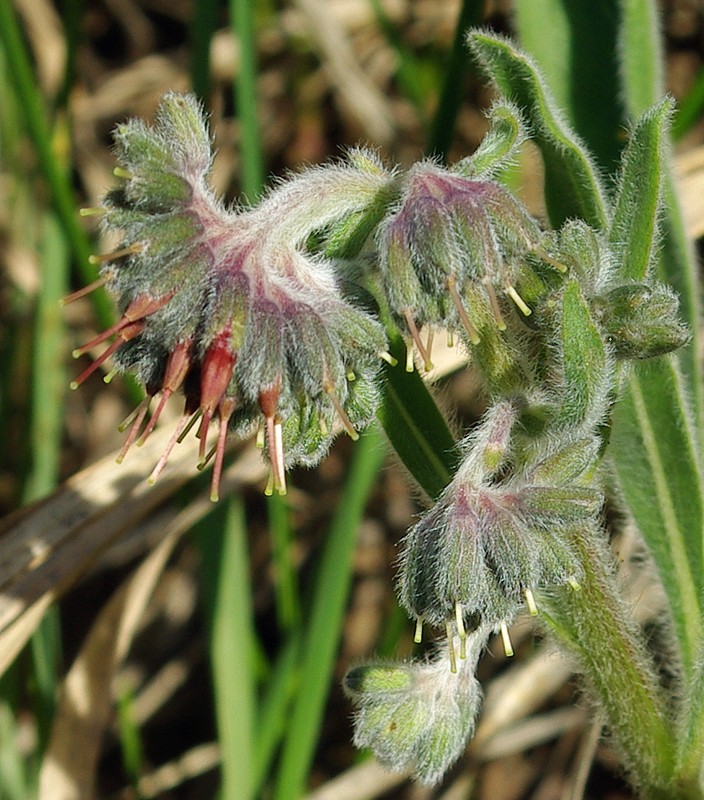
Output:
0,425,265,675
37,450,265,800
293,0,395,143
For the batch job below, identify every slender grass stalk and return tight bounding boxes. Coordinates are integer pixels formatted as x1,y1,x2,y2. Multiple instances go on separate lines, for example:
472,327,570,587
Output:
273,429,385,800
116,684,145,798
267,493,301,632
190,0,221,99
427,0,484,161
251,635,301,796
199,496,257,800
229,0,264,200
0,1,112,327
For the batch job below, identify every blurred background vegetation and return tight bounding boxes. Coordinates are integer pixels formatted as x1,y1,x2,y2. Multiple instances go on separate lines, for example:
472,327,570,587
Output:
1,1,704,798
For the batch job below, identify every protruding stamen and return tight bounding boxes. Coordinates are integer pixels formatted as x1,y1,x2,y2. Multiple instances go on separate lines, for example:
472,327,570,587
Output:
138,341,192,445
567,577,581,592
79,206,105,217
455,602,467,660
103,367,119,384
404,339,415,372
60,275,109,306
113,166,133,180
210,397,236,502
425,328,435,365
484,280,507,330
378,350,398,367
88,243,143,265
500,621,514,658
325,382,359,441
264,470,275,497
525,588,539,617
534,246,568,273
70,327,140,389
402,309,433,371
274,421,286,496
177,408,202,443
447,277,480,345
455,602,466,639
346,371,356,382
506,285,532,316
72,294,171,358
446,622,457,674
414,616,423,644
147,413,192,485
197,411,214,463
447,330,455,348
264,414,287,496
116,397,151,464
255,421,265,449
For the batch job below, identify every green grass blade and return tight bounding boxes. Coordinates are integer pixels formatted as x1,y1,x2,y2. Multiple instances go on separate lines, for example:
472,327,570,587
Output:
199,497,257,800
273,428,385,800
377,333,457,500
426,0,484,160
251,635,301,796
673,67,704,140
618,0,663,115
24,213,68,503
0,1,111,326
513,0,623,172
190,0,220,99
229,0,264,200
116,684,145,796
467,30,609,230
267,493,301,632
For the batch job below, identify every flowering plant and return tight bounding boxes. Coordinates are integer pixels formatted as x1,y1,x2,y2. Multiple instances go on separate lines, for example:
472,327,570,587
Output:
68,26,704,800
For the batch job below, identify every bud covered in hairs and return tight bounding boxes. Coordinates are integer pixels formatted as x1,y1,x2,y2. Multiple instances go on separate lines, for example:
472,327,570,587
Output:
344,627,488,785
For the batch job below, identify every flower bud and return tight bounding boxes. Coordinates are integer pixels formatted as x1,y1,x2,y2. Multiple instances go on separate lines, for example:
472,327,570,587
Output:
344,629,487,785
591,283,690,360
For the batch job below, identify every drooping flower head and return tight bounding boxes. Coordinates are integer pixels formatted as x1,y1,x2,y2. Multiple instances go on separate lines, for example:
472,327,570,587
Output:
397,400,603,650
70,94,394,499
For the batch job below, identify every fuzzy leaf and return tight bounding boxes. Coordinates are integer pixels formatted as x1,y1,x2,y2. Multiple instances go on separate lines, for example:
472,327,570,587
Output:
558,279,609,429
467,31,609,230
609,99,673,282
610,359,704,673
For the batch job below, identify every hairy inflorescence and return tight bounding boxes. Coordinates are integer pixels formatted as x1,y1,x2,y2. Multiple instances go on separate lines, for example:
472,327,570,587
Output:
70,75,690,787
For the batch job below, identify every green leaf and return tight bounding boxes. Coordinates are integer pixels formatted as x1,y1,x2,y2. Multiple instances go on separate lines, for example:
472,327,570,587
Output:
609,99,673,282
618,0,664,117
610,359,704,673
467,30,609,230
540,523,677,790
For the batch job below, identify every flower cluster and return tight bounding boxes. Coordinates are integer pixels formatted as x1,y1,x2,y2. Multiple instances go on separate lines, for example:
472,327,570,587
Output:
70,88,692,790
71,94,393,499
398,401,602,642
